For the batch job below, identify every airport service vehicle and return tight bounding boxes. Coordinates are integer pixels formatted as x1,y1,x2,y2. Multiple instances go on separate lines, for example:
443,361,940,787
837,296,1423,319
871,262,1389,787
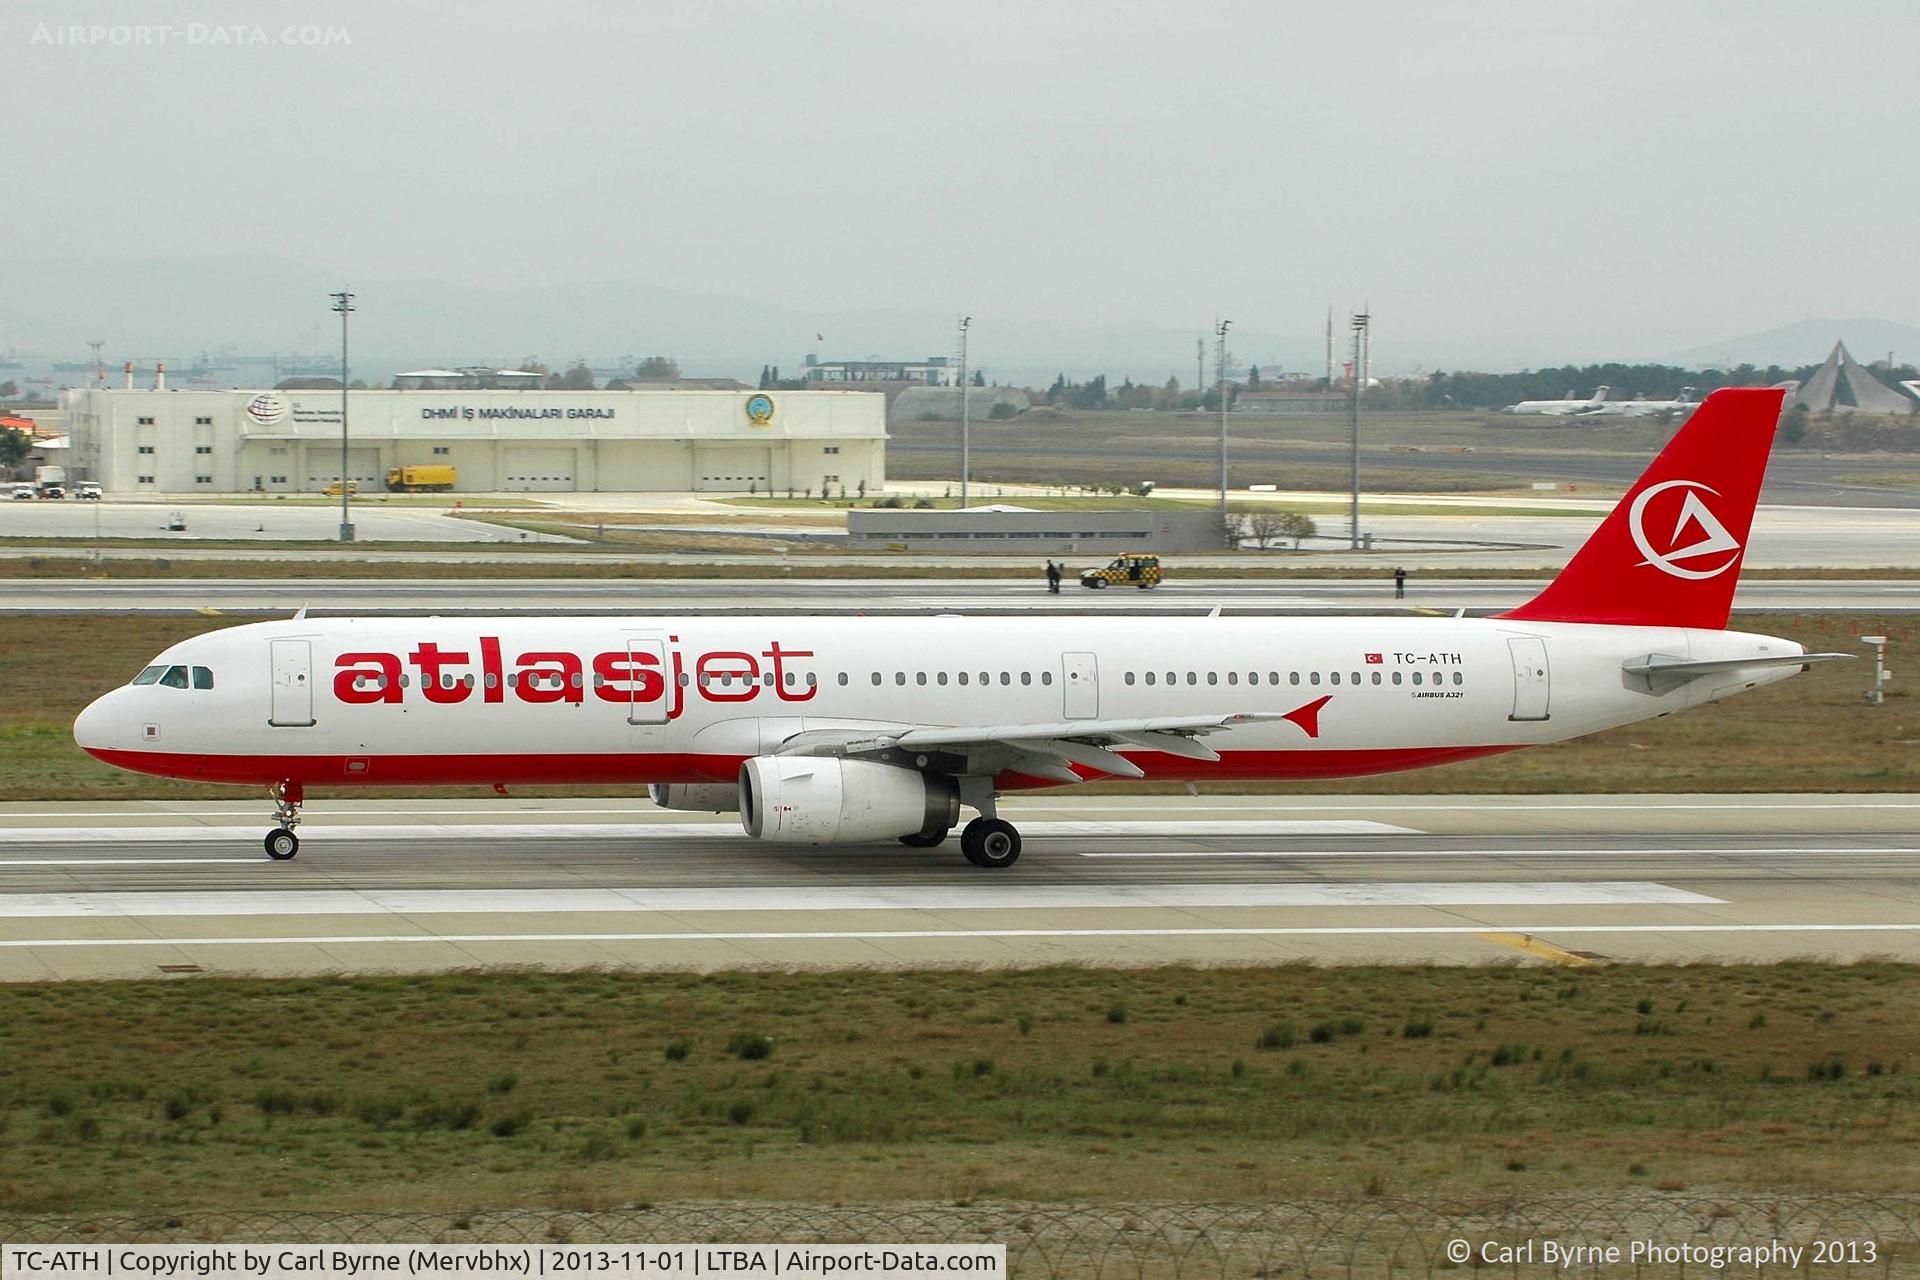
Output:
1082,553,1162,589
10,484,33,501
322,481,359,497
387,464,458,492
36,484,64,500
34,464,66,489
1503,386,1610,415
75,482,102,500
75,389,1841,867
164,511,186,531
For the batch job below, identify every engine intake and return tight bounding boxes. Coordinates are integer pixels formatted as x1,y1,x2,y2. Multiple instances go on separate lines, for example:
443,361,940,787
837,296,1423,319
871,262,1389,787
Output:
739,756,959,844
648,783,739,813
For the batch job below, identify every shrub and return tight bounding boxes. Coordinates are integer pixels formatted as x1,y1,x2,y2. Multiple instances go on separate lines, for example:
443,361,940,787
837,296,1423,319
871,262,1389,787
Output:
1257,1022,1297,1050
1106,1004,1128,1024
1403,1018,1435,1039
727,1101,755,1125
490,1110,532,1138
663,1040,691,1062
727,1033,773,1061
486,1073,518,1095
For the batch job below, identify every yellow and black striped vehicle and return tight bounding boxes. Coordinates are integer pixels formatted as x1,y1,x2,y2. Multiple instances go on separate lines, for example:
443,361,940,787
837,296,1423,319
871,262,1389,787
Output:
1079,553,1162,590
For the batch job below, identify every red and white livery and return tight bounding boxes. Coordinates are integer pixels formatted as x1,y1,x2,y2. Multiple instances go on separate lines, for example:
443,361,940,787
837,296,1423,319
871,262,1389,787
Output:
74,389,1840,867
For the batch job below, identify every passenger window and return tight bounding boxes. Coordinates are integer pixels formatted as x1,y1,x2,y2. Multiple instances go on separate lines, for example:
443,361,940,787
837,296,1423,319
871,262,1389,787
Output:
1124,672,1136,685
1207,672,1218,685
1453,671,1464,685
896,672,906,685
1041,672,1053,685
192,666,214,690
1330,672,1341,685
1309,672,1321,686
1392,671,1403,685
958,671,970,685
1269,672,1280,685
871,672,882,686
936,672,948,686
1351,672,1361,684
1371,671,1382,685
838,673,849,686
1020,672,1031,686
979,672,989,685
1289,672,1300,686
1186,672,1197,685
1227,672,1238,685
485,673,498,689
132,666,165,685
1412,671,1424,685
1000,672,1011,685
1145,671,1157,685
806,673,816,687
915,672,927,686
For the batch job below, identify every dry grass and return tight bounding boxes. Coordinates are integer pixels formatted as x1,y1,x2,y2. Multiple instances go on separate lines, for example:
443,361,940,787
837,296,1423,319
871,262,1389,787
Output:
0,963,1916,1213
1,612,1912,801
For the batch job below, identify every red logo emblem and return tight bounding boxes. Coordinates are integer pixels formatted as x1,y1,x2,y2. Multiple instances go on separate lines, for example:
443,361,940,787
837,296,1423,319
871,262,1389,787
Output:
1364,653,1383,664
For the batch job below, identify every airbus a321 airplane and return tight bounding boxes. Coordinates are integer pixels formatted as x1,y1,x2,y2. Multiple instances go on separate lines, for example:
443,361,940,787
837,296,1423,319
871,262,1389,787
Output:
75,387,1839,868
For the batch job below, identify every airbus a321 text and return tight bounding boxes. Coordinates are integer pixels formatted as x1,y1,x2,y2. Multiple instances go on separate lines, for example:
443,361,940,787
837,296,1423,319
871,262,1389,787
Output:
75,388,1842,868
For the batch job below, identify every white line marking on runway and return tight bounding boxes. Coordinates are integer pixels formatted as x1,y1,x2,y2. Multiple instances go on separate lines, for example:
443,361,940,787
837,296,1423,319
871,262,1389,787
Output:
2,922,1917,949
0,881,1717,918
1077,846,1920,858
0,819,1418,844
0,858,262,866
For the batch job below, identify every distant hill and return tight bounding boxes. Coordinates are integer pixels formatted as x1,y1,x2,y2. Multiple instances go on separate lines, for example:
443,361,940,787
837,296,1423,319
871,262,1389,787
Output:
1671,318,1920,370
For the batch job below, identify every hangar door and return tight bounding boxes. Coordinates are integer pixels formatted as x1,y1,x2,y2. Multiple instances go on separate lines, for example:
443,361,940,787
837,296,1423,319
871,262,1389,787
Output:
306,448,381,492
503,447,577,492
694,446,771,492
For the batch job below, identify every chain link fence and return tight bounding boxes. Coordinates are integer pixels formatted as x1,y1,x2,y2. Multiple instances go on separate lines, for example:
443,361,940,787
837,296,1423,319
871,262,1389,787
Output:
5,1197,1920,1278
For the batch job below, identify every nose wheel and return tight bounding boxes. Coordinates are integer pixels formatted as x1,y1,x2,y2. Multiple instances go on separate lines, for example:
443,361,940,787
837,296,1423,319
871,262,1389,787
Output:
960,817,1021,868
265,781,303,861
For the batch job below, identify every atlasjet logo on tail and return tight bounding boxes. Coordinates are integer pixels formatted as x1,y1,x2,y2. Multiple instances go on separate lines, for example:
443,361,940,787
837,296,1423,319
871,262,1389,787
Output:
1628,479,1742,579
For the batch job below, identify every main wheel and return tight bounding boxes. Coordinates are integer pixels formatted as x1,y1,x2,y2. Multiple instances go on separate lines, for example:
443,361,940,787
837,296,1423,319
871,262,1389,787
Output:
899,829,948,848
959,818,1020,868
264,828,300,860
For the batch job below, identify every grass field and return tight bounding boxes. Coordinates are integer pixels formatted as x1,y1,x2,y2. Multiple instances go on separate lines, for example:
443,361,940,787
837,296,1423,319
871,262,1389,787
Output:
1,613,1912,800
0,963,1916,1213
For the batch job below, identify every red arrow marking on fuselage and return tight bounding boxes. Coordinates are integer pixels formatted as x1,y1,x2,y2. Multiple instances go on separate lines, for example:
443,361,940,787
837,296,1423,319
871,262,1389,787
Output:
1283,695,1332,738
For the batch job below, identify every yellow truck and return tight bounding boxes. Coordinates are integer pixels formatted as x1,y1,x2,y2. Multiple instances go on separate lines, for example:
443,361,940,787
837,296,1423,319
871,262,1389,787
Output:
386,464,457,492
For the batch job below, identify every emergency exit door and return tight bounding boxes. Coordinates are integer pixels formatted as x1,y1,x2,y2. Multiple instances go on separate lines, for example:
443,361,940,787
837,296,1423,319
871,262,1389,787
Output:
269,640,316,727
1507,637,1551,722
1062,652,1099,719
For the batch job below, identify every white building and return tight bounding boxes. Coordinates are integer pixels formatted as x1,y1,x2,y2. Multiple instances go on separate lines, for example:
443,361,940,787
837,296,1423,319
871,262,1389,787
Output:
59,386,885,494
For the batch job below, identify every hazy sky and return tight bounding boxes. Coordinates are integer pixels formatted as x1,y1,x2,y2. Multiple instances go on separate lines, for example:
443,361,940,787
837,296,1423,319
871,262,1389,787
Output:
8,0,1919,376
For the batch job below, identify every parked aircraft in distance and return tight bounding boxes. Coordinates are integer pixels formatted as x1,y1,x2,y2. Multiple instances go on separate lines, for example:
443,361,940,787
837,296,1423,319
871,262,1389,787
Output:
1576,387,1699,419
75,389,1841,868
1503,386,1610,415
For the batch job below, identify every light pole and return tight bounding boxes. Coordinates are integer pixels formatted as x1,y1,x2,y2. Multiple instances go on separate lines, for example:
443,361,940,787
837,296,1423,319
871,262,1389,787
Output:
330,289,355,542
1215,318,1232,517
958,315,971,509
1349,310,1369,550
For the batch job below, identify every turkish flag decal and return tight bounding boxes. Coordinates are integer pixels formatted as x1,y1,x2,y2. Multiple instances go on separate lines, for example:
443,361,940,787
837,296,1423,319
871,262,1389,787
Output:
1365,653,1384,664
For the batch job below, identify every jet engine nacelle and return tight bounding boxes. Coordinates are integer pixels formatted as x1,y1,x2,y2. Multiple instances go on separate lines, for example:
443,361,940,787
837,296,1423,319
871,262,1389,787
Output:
649,783,740,813
739,756,959,844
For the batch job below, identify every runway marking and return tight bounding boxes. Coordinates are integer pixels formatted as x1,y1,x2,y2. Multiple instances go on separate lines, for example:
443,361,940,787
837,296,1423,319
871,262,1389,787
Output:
0,858,262,867
0,819,1419,844
1,922,1917,950
1478,931,1601,967
0,881,1715,918
1075,846,1920,858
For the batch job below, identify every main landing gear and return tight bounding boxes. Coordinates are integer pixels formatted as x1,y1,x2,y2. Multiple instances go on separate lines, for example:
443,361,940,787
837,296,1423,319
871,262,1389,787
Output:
264,781,303,861
960,817,1021,868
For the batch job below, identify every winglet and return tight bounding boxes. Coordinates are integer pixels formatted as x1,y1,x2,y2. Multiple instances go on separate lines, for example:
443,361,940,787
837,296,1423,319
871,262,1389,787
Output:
1282,695,1332,738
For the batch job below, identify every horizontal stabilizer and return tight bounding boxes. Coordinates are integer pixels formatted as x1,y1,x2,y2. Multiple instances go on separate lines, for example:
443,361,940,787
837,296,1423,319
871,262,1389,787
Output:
1621,652,1852,678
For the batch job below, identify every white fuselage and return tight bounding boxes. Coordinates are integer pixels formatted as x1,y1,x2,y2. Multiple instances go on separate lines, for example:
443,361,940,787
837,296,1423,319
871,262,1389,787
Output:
74,614,1806,790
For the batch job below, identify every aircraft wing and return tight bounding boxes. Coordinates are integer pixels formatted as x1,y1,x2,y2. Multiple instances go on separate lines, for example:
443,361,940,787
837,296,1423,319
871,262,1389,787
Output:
775,712,1287,782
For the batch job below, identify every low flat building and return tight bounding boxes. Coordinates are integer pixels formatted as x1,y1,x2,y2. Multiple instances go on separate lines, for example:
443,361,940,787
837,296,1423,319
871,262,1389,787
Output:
848,507,1226,554
59,386,885,494
1234,388,1346,413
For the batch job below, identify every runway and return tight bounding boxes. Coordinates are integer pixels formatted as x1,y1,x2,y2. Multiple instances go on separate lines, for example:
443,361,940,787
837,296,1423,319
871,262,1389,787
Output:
3,576,1914,614
1,794,1917,979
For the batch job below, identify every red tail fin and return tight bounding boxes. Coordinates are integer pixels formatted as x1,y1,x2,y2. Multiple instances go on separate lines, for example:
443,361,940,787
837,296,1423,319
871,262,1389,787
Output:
1499,387,1783,630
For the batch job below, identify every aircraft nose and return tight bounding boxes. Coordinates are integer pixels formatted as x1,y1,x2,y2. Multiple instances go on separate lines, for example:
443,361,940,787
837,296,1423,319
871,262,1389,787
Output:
73,692,122,757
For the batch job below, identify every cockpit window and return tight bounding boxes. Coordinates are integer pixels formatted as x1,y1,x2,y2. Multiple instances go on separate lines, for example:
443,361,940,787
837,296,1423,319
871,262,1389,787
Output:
192,666,214,690
131,666,166,685
158,665,190,689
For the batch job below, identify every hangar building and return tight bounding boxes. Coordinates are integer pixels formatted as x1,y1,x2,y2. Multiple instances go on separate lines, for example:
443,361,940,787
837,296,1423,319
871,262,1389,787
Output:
58,386,886,494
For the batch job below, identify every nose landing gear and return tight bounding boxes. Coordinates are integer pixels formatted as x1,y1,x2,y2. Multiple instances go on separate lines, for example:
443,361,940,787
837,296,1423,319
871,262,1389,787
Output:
265,780,303,860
